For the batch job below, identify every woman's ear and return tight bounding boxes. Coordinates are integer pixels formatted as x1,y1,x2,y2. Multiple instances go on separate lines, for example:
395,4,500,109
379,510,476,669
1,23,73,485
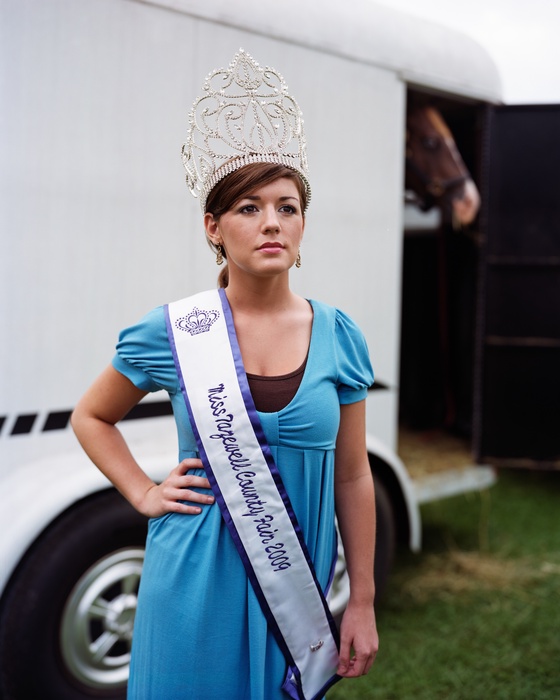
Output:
204,212,220,245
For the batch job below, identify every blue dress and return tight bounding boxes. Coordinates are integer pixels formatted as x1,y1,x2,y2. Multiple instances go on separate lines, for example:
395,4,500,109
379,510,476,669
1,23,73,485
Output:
112,298,373,700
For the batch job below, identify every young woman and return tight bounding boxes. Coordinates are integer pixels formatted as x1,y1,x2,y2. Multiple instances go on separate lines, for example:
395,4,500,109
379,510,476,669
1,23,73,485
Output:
72,51,378,700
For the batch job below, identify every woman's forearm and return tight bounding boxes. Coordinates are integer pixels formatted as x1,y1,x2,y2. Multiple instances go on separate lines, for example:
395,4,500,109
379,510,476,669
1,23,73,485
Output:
71,410,157,510
334,436,379,677
335,470,376,604
71,366,214,518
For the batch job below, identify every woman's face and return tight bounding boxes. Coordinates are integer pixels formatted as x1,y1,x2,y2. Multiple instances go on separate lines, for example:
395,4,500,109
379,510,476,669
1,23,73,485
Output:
205,177,305,280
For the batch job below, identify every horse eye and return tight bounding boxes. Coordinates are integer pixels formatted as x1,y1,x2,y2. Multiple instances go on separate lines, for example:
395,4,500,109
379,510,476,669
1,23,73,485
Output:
423,136,440,150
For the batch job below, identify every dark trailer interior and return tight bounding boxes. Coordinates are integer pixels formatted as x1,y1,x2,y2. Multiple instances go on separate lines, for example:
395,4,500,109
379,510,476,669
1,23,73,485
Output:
399,94,560,470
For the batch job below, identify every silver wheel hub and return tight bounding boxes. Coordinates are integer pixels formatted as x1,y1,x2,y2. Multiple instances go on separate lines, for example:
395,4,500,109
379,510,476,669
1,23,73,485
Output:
60,548,144,689
104,593,137,638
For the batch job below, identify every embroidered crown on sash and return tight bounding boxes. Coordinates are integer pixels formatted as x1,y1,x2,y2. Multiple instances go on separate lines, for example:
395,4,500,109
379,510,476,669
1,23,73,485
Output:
175,306,220,336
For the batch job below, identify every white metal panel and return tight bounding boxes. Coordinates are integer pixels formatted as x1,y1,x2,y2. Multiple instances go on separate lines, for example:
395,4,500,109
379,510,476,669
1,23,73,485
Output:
366,391,399,456
1,0,405,452
1,0,201,411
138,0,502,102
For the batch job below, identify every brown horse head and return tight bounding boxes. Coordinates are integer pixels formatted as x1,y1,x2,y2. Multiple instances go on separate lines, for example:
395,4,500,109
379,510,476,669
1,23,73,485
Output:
405,105,480,226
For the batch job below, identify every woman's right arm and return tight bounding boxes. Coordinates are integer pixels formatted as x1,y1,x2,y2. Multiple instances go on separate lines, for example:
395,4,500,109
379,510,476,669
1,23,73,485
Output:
71,365,214,518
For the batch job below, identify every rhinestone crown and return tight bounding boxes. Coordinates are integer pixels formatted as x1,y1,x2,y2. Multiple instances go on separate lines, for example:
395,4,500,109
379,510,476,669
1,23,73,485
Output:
181,49,310,212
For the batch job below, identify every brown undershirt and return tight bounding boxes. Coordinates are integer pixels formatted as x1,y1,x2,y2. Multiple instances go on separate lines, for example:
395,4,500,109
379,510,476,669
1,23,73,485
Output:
246,357,308,413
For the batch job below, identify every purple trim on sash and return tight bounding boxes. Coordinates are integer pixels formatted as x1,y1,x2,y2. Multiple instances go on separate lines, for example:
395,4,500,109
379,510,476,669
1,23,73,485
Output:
325,534,339,597
165,293,341,700
218,289,340,645
283,671,342,700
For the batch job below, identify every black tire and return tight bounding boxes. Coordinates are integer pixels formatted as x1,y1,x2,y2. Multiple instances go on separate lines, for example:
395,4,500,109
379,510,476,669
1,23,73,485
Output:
0,490,148,700
372,476,396,600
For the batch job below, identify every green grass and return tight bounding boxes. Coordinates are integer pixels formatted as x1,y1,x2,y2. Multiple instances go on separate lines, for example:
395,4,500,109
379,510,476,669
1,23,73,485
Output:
328,470,560,699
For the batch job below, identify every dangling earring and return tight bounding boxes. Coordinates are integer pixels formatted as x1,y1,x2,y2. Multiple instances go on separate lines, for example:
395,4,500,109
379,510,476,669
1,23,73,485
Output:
295,249,302,268
216,244,224,266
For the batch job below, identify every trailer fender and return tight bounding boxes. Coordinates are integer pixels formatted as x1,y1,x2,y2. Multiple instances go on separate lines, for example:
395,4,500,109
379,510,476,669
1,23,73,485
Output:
366,433,422,552
0,446,175,597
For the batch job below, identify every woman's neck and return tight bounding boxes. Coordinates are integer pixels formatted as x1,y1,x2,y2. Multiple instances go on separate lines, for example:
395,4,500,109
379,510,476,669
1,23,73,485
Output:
223,273,313,377
224,273,298,315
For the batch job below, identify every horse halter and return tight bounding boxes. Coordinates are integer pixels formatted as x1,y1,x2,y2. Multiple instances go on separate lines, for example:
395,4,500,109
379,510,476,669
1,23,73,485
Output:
405,132,469,201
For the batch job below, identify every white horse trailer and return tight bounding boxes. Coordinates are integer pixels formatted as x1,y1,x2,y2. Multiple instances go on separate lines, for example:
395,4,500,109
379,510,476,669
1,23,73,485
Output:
0,1,501,697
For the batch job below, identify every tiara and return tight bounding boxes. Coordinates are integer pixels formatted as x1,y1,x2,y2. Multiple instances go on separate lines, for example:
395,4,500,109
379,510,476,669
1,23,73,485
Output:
181,49,310,212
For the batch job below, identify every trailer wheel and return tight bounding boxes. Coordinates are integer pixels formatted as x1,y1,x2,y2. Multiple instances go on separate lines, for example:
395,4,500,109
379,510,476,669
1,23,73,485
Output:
373,476,396,600
0,490,147,700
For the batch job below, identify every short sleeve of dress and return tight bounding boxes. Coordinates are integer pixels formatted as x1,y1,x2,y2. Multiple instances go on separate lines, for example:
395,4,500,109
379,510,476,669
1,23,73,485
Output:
111,306,177,394
335,309,374,405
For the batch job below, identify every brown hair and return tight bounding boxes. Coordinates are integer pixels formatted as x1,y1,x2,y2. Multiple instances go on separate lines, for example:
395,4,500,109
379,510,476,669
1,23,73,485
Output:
205,162,308,288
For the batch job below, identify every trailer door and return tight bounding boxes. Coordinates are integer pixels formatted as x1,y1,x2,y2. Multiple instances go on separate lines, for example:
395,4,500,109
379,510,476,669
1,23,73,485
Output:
474,104,560,468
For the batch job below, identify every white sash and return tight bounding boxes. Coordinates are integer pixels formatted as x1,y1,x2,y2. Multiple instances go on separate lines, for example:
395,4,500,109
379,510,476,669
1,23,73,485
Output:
165,289,340,700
